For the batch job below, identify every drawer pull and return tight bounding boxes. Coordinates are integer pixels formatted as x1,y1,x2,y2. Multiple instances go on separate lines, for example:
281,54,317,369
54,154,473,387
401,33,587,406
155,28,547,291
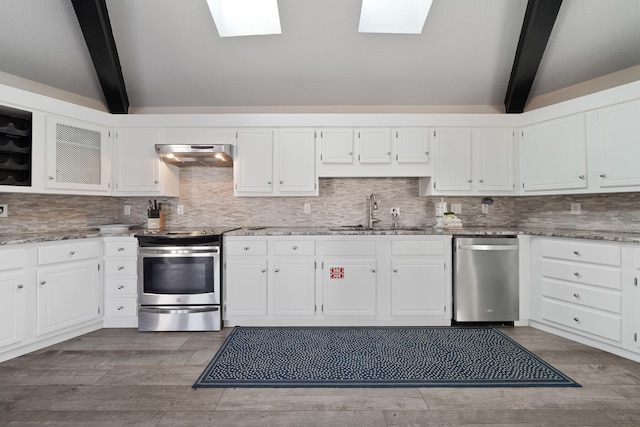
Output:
40,280,46,285
599,173,606,178
573,293,580,298
393,268,398,273
244,247,250,251
118,285,125,290
371,269,376,273
117,247,125,251
69,251,76,256
261,269,266,273
17,284,23,289
573,250,580,255
117,306,124,311
292,245,298,250
579,174,585,180
274,269,280,273
573,271,580,277
573,317,580,323
117,266,125,271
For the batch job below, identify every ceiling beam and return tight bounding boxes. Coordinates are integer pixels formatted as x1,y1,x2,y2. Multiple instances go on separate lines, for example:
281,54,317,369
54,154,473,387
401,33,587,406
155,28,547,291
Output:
71,0,129,114
504,0,563,114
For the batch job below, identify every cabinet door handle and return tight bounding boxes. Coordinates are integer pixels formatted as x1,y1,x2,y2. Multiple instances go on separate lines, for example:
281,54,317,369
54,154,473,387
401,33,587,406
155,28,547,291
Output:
573,293,580,298
599,173,606,178
261,269,266,273
425,151,429,155
118,266,125,270
117,247,125,251
573,317,580,323
17,284,24,289
387,151,391,155
573,250,580,255
267,181,272,185
48,176,55,180
371,269,376,273
117,306,124,311
292,245,298,250
393,268,398,273
154,180,159,184
274,269,280,273
348,152,353,155
579,175,585,180
244,247,250,251
280,180,284,184
40,280,46,285
573,271,579,277
118,285,125,290
479,179,484,183
69,251,76,256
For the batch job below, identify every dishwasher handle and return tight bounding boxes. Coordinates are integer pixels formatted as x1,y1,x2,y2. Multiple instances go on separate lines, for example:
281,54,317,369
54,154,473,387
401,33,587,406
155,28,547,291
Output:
458,244,518,251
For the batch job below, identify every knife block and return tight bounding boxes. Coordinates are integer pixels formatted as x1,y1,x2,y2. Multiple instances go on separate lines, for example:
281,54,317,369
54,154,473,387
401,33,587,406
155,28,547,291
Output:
147,211,164,230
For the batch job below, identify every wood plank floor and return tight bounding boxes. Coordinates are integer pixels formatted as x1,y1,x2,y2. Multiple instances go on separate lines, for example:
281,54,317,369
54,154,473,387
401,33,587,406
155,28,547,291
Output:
1,326,640,426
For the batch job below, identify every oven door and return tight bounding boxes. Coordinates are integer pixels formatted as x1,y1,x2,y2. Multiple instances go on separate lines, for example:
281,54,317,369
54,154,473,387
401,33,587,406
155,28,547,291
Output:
138,246,220,306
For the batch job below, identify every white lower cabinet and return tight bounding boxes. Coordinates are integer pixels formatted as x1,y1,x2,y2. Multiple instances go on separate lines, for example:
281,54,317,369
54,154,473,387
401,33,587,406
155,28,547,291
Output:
0,248,28,351
529,236,640,362
224,234,451,326
1,239,103,363
103,237,138,327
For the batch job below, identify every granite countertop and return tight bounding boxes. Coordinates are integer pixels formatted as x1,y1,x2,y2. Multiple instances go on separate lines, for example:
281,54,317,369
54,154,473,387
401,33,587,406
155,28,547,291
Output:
3,226,640,246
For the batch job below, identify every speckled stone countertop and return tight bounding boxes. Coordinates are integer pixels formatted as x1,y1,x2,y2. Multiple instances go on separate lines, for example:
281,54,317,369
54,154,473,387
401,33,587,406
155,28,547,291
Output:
0,230,137,246
3,226,640,246
224,226,640,243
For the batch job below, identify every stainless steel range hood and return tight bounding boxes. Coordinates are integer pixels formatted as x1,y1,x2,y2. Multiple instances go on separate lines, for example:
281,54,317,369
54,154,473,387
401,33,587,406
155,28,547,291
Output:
155,144,233,167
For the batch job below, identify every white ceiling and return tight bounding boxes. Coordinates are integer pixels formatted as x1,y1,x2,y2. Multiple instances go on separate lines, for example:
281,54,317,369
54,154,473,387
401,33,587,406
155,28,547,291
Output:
0,0,639,113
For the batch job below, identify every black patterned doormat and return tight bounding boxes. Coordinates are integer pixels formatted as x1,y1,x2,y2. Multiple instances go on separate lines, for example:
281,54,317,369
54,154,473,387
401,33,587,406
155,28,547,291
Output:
193,326,580,388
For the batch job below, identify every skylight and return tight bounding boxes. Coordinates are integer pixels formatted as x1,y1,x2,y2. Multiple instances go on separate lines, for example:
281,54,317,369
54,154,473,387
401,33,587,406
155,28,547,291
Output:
206,0,282,37
359,0,433,34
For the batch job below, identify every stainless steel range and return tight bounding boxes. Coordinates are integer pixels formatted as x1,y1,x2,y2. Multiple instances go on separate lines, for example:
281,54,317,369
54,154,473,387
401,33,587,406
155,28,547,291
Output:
136,228,234,332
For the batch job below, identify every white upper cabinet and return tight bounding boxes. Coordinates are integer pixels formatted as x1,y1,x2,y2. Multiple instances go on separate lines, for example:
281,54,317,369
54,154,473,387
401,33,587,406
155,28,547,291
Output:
395,128,430,164
113,128,179,197
520,114,587,193
318,127,432,177
433,128,473,192
45,115,111,194
234,128,275,195
319,128,354,163
277,128,318,195
475,128,515,192
234,128,317,196
591,100,640,190
358,128,391,163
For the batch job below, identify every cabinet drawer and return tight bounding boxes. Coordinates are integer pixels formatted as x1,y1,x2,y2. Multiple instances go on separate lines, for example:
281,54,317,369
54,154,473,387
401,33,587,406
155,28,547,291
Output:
541,239,620,266
38,241,100,265
104,259,138,276
541,299,621,342
0,249,25,271
541,279,621,314
273,240,315,256
541,259,621,290
391,239,445,256
322,239,376,256
225,240,268,256
105,278,138,295
104,241,138,257
105,297,138,317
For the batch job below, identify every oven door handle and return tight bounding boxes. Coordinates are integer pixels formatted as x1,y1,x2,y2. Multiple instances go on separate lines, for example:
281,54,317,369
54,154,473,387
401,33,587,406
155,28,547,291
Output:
139,306,219,314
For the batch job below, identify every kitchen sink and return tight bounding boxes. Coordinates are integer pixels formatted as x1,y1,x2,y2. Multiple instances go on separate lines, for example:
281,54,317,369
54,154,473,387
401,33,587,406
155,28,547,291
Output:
328,225,427,232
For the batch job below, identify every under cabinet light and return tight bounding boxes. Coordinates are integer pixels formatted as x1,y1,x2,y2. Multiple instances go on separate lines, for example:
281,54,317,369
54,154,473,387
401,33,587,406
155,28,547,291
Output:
207,0,281,37
359,0,433,34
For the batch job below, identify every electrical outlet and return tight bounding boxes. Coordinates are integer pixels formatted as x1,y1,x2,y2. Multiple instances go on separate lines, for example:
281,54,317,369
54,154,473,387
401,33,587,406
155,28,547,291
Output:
304,203,311,214
177,205,184,215
123,205,131,216
451,203,461,214
571,203,581,214
0,204,7,217
390,207,400,216
482,203,489,214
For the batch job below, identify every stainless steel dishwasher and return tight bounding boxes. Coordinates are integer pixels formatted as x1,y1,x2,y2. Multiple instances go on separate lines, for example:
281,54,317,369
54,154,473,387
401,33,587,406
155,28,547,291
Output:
453,237,519,322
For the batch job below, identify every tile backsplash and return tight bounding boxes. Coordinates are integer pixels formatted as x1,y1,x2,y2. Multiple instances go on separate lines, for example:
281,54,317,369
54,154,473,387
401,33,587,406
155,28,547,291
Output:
1,166,639,234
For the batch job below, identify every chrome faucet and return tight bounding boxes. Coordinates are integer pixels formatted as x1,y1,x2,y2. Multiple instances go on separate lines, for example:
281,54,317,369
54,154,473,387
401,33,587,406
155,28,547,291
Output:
367,193,380,228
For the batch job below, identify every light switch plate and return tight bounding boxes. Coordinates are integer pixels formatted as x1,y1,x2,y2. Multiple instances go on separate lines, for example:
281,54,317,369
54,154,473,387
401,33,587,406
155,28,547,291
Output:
177,205,184,215
123,205,131,215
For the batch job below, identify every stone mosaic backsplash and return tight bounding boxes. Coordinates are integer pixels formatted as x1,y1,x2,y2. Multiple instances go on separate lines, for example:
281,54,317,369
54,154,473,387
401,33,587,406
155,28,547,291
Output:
1,166,639,234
